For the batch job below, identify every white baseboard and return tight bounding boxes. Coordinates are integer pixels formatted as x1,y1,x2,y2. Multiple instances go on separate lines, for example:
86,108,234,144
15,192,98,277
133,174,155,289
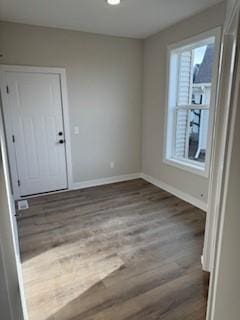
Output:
21,172,207,212
72,172,207,211
140,173,207,211
71,173,141,190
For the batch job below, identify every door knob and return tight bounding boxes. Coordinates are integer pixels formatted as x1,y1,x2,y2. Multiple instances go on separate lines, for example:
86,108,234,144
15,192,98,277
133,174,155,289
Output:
59,139,65,144
58,132,63,136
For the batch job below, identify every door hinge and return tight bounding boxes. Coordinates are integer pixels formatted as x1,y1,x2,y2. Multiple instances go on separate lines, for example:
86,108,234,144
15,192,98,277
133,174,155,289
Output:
6,85,9,94
17,179,21,187
12,135,15,143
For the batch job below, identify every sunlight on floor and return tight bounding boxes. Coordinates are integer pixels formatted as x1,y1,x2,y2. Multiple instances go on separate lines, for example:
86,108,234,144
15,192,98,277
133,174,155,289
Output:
22,241,124,320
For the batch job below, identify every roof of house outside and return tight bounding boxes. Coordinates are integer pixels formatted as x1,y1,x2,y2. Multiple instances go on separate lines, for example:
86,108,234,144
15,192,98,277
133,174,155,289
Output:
193,44,214,84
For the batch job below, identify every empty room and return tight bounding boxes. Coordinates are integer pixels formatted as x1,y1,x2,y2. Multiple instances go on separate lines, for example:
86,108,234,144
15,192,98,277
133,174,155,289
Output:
0,0,240,320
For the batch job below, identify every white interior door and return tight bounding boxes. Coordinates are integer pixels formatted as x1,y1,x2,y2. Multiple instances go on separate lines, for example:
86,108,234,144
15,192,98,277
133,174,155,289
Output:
4,71,68,197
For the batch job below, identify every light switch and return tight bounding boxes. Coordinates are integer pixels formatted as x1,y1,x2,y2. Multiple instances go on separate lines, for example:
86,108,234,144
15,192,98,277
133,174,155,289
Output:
110,161,115,169
74,126,79,135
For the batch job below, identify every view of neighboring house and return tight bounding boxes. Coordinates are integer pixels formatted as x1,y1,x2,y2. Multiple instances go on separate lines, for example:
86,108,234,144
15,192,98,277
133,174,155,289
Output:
172,42,214,165
189,44,214,161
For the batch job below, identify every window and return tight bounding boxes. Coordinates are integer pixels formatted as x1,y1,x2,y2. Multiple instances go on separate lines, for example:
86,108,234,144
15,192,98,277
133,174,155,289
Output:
164,29,220,176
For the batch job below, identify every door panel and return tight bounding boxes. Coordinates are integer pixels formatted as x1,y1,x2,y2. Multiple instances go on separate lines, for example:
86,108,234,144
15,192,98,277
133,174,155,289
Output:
6,72,67,196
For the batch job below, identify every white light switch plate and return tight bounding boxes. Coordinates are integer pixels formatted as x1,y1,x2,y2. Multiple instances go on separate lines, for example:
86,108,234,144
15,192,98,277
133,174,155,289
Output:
110,161,115,169
74,126,79,135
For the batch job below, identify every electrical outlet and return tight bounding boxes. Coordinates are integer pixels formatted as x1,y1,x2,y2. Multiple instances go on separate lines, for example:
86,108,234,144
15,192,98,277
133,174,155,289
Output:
110,161,115,169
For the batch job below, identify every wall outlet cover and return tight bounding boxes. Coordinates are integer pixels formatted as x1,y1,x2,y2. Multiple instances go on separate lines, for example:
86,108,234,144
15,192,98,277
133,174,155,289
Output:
18,200,29,211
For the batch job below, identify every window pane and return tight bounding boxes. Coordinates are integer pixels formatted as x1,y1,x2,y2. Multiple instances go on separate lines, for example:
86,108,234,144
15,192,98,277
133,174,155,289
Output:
192,43,214,106
177,51,192,106
188,109,209,163
175,108,209,164
167,33,218,173
175,109,188,158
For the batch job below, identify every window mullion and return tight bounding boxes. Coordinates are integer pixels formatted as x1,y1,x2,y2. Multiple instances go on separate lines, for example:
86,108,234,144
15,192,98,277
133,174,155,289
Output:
173,109,177,158
176,104,209,110
185,109,191,159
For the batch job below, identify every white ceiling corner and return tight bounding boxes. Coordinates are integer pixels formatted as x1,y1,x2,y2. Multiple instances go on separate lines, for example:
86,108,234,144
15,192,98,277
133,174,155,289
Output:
0,0,224,39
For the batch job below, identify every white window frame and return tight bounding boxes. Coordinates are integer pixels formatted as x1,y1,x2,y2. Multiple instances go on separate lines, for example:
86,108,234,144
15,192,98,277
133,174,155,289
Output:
163,27,222,177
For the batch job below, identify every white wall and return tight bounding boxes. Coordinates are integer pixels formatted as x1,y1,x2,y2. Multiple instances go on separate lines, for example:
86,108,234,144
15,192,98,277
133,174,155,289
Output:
142,2,226,205
0,22,143,184
0,4,226,203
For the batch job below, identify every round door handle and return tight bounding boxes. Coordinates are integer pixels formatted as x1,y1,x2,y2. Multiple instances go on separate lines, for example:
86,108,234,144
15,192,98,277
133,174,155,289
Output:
59,139,65,144
58,132,63,136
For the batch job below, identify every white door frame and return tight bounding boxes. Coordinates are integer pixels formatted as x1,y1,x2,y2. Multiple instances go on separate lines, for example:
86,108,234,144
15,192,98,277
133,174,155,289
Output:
0,65,73,199
202,0,240,272
206,1,240,318
0,94,28,319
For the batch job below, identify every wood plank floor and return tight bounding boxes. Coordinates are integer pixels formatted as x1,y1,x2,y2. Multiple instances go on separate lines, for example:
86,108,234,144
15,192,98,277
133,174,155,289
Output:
18,179,209,320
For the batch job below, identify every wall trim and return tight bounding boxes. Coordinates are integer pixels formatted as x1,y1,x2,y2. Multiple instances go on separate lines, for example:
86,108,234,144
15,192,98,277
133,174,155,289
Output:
72,172,207,211
71,173,141,190
140,173,207,211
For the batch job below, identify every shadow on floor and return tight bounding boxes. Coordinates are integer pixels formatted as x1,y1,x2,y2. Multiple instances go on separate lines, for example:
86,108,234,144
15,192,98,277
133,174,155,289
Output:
45,261,209,320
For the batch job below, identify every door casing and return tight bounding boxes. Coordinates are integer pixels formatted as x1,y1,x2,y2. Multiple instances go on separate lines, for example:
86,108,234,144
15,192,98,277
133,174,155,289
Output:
206,1,240,318
203,0,240,273
0,65,73,200
0,92,28,319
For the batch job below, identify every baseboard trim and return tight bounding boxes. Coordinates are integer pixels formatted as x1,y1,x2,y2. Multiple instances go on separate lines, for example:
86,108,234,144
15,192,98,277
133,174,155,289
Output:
141,173,207,211
71,173,141,190
72,172,207,211
21,172,207,211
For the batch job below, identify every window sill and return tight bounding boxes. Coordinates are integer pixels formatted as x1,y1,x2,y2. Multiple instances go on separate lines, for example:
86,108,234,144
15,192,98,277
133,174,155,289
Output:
163,157,209,178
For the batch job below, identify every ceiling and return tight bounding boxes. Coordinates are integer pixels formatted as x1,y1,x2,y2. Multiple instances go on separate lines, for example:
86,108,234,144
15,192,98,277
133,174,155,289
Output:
0,0,223,39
